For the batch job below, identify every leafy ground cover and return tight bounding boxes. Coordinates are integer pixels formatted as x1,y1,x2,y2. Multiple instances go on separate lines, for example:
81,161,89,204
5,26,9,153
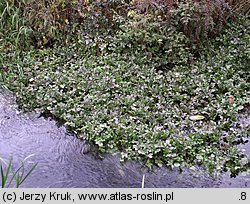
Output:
0,1,249,177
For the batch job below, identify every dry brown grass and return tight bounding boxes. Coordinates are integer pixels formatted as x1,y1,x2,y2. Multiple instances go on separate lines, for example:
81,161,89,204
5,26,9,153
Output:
130,0,249,40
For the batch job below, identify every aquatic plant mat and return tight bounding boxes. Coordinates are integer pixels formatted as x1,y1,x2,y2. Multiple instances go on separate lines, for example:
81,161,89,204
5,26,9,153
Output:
0,8,249,176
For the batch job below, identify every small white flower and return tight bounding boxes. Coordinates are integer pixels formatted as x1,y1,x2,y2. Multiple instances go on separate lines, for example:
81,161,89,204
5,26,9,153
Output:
165,140,170,145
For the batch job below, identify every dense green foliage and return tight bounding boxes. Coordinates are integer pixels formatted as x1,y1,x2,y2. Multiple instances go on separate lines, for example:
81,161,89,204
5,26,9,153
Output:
0,0,249,177
1,0,249,51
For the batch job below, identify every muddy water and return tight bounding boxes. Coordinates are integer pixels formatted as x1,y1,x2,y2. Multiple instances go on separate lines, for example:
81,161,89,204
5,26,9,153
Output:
0,89,249,187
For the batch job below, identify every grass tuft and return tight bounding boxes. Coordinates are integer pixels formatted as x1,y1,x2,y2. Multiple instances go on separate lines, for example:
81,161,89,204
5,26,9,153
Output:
0,156,38,188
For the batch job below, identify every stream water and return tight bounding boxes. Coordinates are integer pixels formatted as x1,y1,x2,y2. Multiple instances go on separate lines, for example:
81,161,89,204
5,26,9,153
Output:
0,89,249,187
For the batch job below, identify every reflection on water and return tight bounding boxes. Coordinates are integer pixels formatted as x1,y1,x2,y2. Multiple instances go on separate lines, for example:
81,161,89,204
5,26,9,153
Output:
0,89,249,187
